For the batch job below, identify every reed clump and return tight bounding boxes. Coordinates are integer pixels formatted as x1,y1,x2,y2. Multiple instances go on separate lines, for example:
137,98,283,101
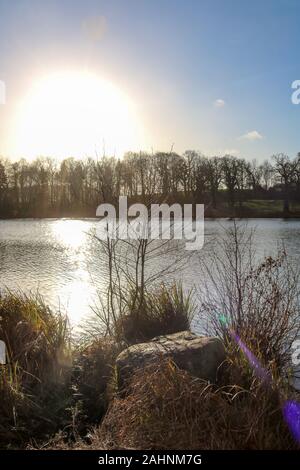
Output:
0,291,71,448
115,283,194,345
88,359,298,450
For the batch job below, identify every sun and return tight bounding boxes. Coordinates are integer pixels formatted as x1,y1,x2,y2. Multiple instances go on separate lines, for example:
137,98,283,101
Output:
12,71,143,159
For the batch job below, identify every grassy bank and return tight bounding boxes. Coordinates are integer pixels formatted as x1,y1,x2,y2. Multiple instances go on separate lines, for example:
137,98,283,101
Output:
2,199,300,220
0,292,71,447
204,199,300,218
0,269,299,450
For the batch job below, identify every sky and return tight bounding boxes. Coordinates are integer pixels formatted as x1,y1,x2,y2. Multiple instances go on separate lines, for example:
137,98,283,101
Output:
0,0,300,162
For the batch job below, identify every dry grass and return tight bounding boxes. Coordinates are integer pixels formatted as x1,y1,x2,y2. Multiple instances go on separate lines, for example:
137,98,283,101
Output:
71,338,123,430
2,225,300,451
198,222,300,374
115,283,194,344
90,359,299,450
31,345,300,451
0,291,71,448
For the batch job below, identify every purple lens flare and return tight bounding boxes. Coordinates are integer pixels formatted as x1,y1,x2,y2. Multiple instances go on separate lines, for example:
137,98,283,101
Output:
219,313,300,445
230,330,272,383
283,401,300,444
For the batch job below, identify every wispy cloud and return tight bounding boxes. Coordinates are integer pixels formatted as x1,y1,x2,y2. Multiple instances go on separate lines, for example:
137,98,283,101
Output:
214,98,225,108
208,148,240,157
223,148,239,156
239,130,263,141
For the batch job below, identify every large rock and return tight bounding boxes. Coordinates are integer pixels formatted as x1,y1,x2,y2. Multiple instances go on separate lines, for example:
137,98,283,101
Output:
116,331,226,387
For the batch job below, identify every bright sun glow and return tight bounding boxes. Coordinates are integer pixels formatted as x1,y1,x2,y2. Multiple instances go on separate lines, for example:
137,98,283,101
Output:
12,71,143,159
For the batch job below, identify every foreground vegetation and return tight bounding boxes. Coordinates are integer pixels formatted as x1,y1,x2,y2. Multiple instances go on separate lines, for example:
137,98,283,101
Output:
0,224,299,450
0,278,299,449
0,292,71,446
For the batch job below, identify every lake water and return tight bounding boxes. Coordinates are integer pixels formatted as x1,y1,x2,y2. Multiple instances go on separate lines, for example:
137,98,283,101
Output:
1,218,300,326
1,218,299,386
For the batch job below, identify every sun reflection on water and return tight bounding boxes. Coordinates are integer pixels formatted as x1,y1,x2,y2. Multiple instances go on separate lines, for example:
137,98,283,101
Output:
51,219,89,249
50,219,97,325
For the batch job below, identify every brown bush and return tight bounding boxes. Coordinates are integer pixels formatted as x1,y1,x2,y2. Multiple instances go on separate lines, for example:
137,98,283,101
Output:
115,283,194,345
95,360,298,450
71,338,123,428
198,223,300,374
0,292,71,448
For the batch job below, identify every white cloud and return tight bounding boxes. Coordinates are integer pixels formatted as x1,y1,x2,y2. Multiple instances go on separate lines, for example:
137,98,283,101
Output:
223,148,239,156
207,148,240,157
214,98,225,108
239,130,263,141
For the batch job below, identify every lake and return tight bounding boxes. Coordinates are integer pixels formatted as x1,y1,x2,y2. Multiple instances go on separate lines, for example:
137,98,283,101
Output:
1,217,299,387
1,218,300,326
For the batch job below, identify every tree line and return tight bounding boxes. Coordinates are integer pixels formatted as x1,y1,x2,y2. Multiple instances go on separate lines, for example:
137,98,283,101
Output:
0,151,299,217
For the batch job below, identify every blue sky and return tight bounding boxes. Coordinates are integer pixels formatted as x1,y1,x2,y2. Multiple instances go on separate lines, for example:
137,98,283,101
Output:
0,0,300,161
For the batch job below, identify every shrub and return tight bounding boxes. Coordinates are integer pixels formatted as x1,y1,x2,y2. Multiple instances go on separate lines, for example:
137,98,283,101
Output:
71,338,122,430
0,291,71,448
96,359,299,450
198,222,300,374
115,283,194,344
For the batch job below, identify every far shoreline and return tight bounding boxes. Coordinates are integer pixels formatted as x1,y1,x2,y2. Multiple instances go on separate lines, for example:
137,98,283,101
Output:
1,214,300,220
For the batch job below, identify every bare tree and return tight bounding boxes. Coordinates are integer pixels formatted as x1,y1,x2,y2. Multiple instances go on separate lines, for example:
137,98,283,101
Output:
206,156,223,209
260,160,274,190
222,155,239,208
272,153,297,213
197,221,300,373
90,203,190,339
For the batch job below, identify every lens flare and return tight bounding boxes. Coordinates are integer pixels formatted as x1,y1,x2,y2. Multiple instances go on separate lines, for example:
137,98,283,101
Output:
230,330,271,383
283,401,300,443
219,313,300,444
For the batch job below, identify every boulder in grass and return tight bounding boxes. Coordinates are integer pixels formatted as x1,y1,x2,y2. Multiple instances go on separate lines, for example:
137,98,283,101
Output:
116,331,226,388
